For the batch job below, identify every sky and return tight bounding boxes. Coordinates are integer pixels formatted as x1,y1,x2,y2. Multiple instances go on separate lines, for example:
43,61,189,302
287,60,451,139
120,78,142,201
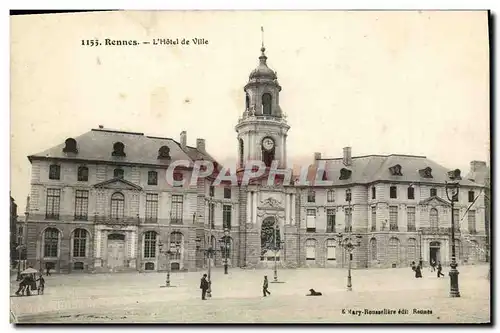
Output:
10,10,490,212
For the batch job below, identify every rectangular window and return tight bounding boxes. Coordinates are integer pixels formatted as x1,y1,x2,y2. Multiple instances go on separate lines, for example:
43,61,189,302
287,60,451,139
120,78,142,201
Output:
407,207,416,231
407,187,415,200
148,171,158,185
468,191,475,203
46,189,61,219
389,206,398,231
224,188,231,199
171,195,183,224
430,188,437,197
307,190,315,203
326,240,336,261
223,205,232,229
326,209,336,233
371,206,377,231
74,190,89,221
209,186,215,197
49,165,60,180
371,186,376,200
327,190,335,203
306,209,316,232
305,240,316,260
209,203,215,229
390,186,397,199
468,210,476,233
145,193,159,223
344,207,352,232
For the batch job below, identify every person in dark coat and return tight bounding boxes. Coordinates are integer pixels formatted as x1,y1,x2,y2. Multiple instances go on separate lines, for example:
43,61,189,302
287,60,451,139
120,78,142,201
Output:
415,264,423,278
263,276,271,297
37,274,45,295
437,262,445,278
411,261,416,272
200,274,209,300
430,260,436,272
15,276,28,296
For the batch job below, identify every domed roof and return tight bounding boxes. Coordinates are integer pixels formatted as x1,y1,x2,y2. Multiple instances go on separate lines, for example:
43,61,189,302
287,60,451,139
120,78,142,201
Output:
249,47,277,80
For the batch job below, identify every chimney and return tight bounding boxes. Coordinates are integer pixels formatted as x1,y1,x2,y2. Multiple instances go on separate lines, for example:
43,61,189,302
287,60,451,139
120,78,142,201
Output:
343,147,352,166
98,125,104,129
470,160,486,173
196,138,206,152
314,152,322,162
180,131,187,149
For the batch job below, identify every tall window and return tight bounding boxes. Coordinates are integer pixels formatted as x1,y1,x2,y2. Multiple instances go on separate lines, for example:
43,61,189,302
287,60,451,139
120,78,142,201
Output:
407,238,417,264
114,168,124,179
468,190,475,202
239,139,244,167
46,189,61,220
145,194,158,223
344,207,352,232
307,190,315,203
407,186,415,200
221,236,232,259
326,239,336,261
77,166,89,181
74,190,89,220
430,188,437,197
73,229,87,258
305,239,316,260
171,195,183,224
223,205,232,229
389,206,398,231
371,186,376,199
170,232,183,260
306,209,316,232
209,186,215,197
326,209,336,233
209,203,215,229
144,231,157,259
49,164,61,180
468,210,476,233
407,207,416,231
224,188,231,199
110,192,125,219
148,171,158,185
390,186,397,199
429,208,438,230
371,206,377,231
43,228,59,257
262,93,272,115
370,238,377,261
327,190,335,203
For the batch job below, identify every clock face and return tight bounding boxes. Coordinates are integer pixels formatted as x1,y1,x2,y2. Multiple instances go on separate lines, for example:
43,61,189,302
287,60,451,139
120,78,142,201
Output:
262,137,275,151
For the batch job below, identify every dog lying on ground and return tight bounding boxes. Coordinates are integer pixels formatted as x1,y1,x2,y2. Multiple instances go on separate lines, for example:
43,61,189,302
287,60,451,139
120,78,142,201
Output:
306,288,322,296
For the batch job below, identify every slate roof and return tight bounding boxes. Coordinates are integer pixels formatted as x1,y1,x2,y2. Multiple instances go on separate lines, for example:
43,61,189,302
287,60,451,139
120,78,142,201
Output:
299,154,482,187
28,128,218,168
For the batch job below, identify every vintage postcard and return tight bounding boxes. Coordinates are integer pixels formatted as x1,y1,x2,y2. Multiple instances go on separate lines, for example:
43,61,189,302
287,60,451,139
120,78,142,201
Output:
9,10,491,324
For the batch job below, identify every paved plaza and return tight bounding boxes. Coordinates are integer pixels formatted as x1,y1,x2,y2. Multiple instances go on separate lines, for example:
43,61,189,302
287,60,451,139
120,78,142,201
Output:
10,264,490,323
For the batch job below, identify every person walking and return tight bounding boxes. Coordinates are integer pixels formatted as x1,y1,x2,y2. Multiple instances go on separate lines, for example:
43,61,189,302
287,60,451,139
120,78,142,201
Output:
15,275,27,296
200,274,209,300
263,276,271,297
430,260,436,272
36,274,45,295
415,264,423,278
437,262,445,278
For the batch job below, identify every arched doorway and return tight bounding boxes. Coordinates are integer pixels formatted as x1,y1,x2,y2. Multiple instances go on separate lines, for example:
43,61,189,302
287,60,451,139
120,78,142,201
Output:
388,237,401,267
429,241,441,265
261,216,281,261
107,233,126,271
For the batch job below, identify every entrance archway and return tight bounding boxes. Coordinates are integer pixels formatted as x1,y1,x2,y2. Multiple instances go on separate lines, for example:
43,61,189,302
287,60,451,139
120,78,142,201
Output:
429,241,441,264
261,216,281,261
107,233,126,271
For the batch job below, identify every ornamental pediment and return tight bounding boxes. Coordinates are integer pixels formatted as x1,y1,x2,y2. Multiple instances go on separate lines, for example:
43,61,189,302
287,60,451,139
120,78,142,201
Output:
93,178,142,191
419,196,450,207
259,197,283,210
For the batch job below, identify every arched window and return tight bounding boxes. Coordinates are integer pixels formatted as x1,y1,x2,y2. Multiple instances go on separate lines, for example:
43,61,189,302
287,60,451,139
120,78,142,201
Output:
388,237,400,265
262,93,272,115
326,239,336,260
143,231,157,259
112,142,126,156
63,138,78,153
73,228,87,258
78,166,89,182
170,232,183,261
44,228,59,257
158,146,171,159
370,238,377,261
429,208,439,230
114,168,124,179
305,239,317,260
245,93,250,110
110,193,125,219
239,139,244,167
407,238,417,264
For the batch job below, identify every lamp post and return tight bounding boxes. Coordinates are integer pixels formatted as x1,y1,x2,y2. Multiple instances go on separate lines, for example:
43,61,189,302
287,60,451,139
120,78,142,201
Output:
445,180,461,298
271,217,286,283
337,232,362,291
219,228,230,275
159,241,180,288
16,244,26,281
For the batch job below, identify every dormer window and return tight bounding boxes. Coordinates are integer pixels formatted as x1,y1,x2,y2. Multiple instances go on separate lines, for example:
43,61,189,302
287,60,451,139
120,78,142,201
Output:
448,169,462,180
62,138,78,153
339,168,352,180
419,167,433,178
114,168,124,179
49,164,61,180
158,146,171,159
389,164,403,176
112,142,126,157
77,166,89,182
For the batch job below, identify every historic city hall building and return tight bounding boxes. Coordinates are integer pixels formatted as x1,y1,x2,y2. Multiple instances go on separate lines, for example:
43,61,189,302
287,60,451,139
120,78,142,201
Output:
22,46,487,273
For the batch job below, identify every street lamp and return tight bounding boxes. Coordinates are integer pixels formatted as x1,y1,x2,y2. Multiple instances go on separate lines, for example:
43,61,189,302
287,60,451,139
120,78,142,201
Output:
15,244,26,281
271,218,285,284
159,241,181,288
445,179,461,298
337,232,362,291
219,228,230,275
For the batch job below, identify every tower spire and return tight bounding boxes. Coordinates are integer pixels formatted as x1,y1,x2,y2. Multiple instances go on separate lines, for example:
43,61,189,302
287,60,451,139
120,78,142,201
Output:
259,26,267,64
261,26,265,50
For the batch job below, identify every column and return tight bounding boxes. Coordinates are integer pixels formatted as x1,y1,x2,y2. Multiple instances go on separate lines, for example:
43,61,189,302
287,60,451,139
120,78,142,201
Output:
285,193,290,225
247,191,252,224
291,194,296,225
281,135,285,167
252,192,258,224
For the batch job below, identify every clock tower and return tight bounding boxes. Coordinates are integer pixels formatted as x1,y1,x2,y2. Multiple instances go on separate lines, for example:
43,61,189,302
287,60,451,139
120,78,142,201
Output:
235,45,290,169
